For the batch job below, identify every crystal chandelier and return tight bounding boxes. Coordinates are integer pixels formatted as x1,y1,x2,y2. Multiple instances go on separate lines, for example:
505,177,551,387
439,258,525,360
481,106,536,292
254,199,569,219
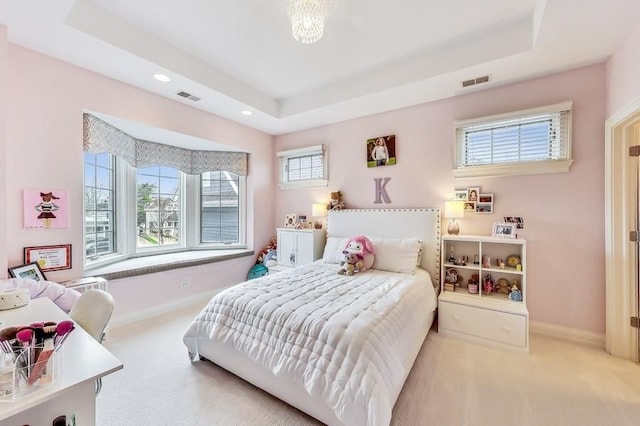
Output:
282,0,334,44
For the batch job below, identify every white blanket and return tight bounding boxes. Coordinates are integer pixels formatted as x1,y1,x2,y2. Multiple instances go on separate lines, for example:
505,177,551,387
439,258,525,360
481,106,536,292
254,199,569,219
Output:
183,262,437,426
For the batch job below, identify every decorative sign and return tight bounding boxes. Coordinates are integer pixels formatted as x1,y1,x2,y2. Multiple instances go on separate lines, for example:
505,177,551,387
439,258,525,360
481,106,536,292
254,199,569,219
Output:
24,244,72,271
374,177,391,204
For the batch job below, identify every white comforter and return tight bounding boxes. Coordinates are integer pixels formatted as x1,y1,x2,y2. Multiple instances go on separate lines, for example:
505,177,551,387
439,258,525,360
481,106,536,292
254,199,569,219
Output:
183,262,437,426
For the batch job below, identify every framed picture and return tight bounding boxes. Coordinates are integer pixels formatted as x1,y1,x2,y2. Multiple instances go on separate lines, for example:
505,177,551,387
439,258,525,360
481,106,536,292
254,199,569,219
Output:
366,134,396,167
464,201,476,212
24,244,72,272
23,189,69,229
295,215,307,228
467,187,480,202
284,213,297,228
476,203,493,214
478,193,493,203
504,216,525,229
453,189,468,200
492,222,517,239
8,262,47,281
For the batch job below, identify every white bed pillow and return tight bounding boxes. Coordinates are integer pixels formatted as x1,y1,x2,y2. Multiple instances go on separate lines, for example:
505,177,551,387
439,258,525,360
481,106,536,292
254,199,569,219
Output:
322,237,349,264
371,237,422,274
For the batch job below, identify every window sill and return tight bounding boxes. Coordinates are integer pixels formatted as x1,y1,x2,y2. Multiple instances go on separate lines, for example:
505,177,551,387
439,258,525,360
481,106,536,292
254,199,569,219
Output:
279,179,328,190
84,249,254,281
453,159,574,179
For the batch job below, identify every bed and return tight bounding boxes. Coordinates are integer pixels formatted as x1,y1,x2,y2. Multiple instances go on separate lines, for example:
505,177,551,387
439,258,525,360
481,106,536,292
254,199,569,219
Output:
183,208,441,425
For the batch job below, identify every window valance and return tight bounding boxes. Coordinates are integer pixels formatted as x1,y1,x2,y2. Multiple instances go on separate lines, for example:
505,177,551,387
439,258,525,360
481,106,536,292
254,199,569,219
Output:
83,113,248,176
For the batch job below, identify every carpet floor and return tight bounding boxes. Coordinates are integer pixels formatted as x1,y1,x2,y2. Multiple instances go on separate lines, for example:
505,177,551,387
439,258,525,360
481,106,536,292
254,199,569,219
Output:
96,301,640,426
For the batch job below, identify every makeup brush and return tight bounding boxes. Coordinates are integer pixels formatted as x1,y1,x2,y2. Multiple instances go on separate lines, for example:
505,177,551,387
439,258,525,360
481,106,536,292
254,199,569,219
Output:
53,321,75,351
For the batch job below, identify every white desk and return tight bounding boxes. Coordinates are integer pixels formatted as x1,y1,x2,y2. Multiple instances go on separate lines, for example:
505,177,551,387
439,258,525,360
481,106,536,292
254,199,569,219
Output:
0,298,123,425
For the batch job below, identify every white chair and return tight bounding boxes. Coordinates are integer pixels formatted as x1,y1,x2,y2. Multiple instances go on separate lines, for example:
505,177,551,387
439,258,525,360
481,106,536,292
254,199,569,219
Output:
68,289,115,395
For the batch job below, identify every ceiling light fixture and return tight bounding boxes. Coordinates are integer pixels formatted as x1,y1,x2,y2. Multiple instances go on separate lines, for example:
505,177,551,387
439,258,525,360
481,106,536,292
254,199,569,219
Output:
282,0,335,44
153,73,171,82
241,110,253,116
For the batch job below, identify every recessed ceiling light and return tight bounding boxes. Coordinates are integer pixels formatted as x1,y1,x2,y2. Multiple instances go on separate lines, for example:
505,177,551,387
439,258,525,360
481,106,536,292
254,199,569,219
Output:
153,73,171,82
241,110,253,116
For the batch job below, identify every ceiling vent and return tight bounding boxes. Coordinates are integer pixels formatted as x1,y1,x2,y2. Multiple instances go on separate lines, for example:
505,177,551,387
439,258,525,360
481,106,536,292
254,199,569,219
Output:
461,74,491,88
177,91,201,102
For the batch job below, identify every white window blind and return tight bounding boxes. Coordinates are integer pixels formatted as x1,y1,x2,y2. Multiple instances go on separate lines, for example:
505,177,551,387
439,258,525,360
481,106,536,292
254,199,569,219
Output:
277,144,328,189
454,102,573,178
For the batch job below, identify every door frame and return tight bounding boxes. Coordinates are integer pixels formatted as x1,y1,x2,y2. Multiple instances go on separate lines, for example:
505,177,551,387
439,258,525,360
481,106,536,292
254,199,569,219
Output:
605,98,640,361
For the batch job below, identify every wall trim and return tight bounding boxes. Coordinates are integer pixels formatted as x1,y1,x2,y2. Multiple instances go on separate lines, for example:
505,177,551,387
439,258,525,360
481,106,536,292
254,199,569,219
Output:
530,320,605,347
604,96,640,361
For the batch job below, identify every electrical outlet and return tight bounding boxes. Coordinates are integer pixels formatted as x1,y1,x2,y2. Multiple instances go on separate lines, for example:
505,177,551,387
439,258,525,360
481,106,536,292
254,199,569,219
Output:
179,281,190,288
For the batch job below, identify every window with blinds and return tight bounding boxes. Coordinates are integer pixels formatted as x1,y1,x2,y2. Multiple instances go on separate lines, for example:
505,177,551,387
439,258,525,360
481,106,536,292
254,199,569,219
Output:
278,144,328,189
453,102,573,178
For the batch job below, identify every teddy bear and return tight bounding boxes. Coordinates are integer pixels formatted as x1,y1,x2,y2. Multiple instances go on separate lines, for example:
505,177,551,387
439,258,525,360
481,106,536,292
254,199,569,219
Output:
327,191,346,210
344,235,375,271
338,251,364,276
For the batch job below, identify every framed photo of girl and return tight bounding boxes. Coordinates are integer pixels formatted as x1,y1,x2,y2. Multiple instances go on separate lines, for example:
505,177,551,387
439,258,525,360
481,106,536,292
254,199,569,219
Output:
366,134,396,167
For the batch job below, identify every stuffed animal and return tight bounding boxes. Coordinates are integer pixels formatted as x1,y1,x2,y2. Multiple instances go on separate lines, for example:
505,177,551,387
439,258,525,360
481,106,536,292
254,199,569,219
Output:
263,249,277,267
344,235,375,271
256,236,277,264
327,191,346,210
338,251,364,276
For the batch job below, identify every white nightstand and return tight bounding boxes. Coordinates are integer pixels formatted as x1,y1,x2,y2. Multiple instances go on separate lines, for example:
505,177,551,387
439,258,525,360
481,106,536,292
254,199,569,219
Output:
276,228,325,269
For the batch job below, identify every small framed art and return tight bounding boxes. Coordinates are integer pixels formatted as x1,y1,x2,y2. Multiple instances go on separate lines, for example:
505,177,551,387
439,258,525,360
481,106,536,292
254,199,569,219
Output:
492,222,517,239
8,262,47,281
24,244,72,272
284,213,297,228
366,134,396,167
467,187,480,202
453,189,468,200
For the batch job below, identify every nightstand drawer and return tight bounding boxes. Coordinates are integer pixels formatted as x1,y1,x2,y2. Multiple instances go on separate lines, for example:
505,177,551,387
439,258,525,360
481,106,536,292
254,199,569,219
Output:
439,301,526,347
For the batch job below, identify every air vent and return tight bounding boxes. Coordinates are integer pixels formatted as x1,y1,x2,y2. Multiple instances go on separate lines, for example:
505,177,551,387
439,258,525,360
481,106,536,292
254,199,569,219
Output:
461,74,491,88
176,91,201,102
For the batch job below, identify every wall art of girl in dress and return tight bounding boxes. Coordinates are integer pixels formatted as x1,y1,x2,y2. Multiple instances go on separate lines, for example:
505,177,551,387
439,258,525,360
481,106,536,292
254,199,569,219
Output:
24,189,69,229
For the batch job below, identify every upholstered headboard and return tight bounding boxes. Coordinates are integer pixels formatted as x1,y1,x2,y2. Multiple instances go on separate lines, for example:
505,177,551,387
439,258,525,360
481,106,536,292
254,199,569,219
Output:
327,208,441,286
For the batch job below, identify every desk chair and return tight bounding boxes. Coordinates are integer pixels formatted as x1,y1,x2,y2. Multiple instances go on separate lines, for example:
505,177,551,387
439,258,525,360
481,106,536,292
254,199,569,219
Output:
68,289,115,395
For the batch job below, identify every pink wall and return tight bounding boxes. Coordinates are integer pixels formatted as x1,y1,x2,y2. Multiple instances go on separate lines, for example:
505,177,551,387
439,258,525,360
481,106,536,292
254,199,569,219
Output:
607,25,640,117
275,64,607,333
3,43,275,319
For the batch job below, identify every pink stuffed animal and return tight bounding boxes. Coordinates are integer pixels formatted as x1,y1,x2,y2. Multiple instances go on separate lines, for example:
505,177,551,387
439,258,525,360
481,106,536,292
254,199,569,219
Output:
344,235,375,271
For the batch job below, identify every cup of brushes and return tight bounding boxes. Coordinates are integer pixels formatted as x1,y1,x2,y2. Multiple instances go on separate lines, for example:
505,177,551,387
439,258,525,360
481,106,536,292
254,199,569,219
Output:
0,320,75,398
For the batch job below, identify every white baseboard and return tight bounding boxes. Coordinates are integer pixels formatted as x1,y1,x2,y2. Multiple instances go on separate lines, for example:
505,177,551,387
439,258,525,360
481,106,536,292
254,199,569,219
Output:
530,320,605,347
110,289,223,328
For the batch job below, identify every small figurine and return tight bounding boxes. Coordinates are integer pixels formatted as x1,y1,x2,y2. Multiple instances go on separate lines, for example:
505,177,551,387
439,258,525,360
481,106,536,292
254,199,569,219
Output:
516,264,523,272
473,254,480,265
448,246,455,263
445,268,459,284
482,256,491,268
509,284,523,301
483,274,494,295
467,273,479,294
498,259,505,269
